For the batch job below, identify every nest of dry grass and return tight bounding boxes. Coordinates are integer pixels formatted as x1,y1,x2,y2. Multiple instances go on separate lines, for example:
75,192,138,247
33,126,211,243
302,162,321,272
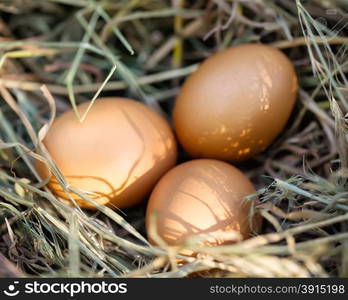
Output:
0,0,348,278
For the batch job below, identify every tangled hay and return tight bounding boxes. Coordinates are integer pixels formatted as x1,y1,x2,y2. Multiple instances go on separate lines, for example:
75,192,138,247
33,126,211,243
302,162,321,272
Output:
0,0,348,277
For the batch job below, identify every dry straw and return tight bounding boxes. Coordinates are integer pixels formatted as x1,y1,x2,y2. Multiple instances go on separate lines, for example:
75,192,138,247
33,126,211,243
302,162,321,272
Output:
0,0,347,277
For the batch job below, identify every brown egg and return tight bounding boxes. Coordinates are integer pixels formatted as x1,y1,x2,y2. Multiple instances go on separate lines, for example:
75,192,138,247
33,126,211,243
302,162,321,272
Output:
37,97,177,209
173,43,298,162
145,159,260,251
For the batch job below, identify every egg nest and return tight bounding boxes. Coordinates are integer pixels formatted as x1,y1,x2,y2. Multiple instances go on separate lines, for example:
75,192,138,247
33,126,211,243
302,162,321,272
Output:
0,0,348,278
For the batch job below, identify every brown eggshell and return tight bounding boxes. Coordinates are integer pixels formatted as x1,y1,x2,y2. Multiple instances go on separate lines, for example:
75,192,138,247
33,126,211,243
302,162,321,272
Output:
173,43,298,162
145,159,260,250
37,97,177,209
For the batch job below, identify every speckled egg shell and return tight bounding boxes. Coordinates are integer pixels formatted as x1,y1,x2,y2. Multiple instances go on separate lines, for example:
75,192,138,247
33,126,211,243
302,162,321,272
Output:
173,43,298,162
